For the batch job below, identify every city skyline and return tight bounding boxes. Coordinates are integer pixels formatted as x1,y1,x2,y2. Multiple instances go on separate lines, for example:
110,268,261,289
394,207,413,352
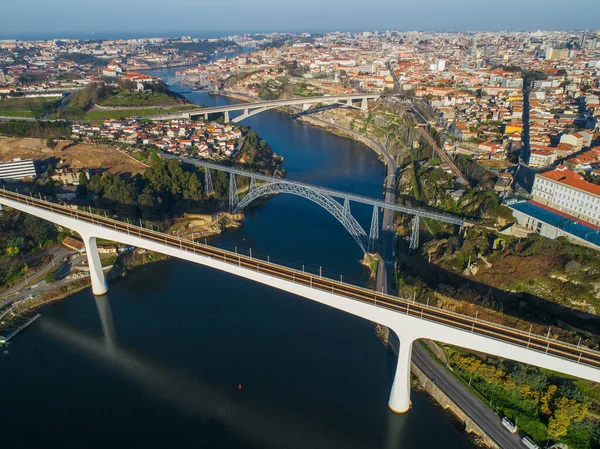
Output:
1,0,599,39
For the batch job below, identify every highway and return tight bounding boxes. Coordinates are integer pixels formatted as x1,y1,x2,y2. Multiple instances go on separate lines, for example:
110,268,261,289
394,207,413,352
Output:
1,188,599,372
177,94,380,116
144,94,381,121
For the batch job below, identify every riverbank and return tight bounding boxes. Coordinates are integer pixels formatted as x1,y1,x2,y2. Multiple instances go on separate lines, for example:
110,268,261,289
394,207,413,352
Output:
213,90,395,172
0,210,244,339
213,91,517,449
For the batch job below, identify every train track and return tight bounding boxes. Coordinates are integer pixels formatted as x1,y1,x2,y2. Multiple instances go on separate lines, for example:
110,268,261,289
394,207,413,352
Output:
406,112,468,184
1,188,599,370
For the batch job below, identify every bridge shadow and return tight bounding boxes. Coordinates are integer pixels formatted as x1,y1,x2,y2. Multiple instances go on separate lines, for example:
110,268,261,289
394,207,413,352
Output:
395,247,600,347
36,298,386,449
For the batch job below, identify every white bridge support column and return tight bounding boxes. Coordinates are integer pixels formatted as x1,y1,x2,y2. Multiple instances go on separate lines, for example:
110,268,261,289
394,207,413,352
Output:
361,98,368,111
388,332,416,413
82,234,108,296
302,103,310,111
224,111,230,123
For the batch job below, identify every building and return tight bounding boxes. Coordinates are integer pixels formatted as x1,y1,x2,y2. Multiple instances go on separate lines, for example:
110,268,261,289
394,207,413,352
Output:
529,149,556,168
429,59,446,72
62,236,85,253
0,158,37,181
509,201,600,250
532,165,600,226
545,48,570,60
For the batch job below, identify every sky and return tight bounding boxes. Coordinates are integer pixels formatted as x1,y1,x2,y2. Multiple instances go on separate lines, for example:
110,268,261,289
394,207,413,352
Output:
1,0,599,40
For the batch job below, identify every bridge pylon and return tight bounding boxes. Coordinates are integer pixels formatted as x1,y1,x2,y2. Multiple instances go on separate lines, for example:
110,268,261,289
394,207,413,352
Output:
409,215,420,253
204,168,214,196
250,176,257,192
229,173,239,213
81,234,108,296
361,98,368,111
368,206,380,254
388,332,415,413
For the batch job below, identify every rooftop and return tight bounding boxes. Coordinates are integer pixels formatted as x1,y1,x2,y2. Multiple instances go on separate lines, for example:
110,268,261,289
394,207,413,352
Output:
538,165,600,197
510,200,600,247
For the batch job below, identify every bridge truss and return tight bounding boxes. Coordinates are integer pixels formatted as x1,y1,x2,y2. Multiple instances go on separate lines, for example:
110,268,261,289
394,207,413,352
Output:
166,154,465,254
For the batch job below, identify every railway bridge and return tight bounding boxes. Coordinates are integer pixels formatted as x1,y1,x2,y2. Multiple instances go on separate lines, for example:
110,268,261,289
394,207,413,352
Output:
0,188,598,415
163,153,465,254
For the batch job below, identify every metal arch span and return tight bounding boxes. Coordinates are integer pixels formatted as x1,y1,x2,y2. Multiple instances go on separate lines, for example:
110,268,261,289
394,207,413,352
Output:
234,181,369,252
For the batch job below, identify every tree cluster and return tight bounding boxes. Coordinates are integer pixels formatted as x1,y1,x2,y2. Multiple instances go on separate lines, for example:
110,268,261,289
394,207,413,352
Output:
87,157,218,220
451,352,598,447
0,211,60,287
0,120,70,139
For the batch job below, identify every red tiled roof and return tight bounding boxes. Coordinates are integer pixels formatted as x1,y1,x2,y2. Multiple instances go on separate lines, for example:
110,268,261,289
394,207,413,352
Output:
539,165,600,197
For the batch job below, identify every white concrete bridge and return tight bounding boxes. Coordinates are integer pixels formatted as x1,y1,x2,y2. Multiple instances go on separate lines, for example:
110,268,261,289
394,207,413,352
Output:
145,94,381,123
0,188,598,415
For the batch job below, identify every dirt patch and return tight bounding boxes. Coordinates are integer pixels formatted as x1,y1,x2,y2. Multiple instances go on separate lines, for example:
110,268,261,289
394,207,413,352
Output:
0,137,147,176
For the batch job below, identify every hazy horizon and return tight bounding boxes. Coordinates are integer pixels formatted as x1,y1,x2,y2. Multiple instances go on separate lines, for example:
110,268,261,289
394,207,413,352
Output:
1,0,599,40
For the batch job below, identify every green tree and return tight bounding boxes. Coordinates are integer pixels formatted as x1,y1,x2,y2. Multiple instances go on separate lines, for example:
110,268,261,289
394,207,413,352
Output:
23,215,54,249
78,172,88,187
548,397,588,440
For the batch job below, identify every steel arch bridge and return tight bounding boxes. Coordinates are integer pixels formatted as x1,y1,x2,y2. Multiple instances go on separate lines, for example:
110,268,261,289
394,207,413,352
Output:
234,181,369,252
163,153,466,254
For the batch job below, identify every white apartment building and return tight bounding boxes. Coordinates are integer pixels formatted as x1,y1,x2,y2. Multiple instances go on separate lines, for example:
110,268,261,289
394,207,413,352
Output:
529,149,556,168
0,158,37,181
532,165,600,226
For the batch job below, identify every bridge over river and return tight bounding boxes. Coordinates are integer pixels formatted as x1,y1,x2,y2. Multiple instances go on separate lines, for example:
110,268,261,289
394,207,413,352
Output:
0,188,598,415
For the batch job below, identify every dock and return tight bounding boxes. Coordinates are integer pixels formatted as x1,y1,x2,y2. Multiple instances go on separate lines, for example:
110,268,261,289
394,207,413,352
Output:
2,314,41,343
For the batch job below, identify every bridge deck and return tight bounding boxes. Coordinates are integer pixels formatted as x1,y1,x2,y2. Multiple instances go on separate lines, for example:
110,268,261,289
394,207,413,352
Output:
0,188,598,374
181,94,381,116
165,153,466,225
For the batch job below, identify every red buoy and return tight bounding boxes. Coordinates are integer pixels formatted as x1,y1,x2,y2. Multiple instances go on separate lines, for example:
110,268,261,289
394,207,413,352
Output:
238,384,243,391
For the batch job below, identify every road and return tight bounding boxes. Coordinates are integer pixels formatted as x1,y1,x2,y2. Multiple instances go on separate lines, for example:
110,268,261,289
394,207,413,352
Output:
145,93,381,120
412,345,523,449
0,247,70,308
326,105,531,449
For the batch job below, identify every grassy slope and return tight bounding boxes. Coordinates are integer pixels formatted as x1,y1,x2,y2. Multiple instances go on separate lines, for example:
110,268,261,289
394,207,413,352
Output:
0,97,61,117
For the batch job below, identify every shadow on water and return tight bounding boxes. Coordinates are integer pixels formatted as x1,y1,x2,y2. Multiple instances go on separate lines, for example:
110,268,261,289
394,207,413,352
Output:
39,295,380,449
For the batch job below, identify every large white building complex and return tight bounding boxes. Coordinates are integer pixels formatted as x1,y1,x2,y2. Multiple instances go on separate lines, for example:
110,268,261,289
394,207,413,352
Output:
509,166,600,250
0,158,37,181
531,165,600,227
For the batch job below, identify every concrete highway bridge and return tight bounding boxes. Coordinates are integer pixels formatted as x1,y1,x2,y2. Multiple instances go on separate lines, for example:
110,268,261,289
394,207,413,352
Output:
162,153,465,254
0,188,598,415
144,94,381,123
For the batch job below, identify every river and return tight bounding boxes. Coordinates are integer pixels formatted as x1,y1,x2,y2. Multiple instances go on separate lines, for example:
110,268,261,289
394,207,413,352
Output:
0,67,475,449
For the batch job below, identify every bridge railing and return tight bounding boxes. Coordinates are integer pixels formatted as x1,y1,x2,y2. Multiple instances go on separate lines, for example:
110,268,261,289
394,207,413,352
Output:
1,187,599,370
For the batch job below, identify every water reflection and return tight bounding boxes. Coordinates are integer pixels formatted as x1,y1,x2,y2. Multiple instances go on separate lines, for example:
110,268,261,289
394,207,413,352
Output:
40,297,375,449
